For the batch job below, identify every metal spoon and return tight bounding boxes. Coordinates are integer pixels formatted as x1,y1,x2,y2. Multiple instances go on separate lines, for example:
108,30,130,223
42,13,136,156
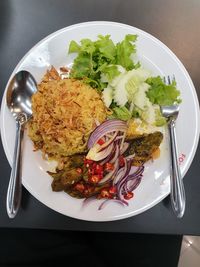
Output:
161,104,186,218
6,70,37,218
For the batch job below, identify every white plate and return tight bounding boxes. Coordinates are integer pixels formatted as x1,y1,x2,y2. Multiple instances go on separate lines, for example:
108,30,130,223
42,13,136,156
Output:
1,21,200,221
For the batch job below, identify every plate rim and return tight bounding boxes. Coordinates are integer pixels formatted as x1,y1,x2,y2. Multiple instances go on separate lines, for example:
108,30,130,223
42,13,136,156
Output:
1,21,200,221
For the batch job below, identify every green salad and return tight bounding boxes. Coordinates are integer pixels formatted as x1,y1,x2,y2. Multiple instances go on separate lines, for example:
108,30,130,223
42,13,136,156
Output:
68,35,181,126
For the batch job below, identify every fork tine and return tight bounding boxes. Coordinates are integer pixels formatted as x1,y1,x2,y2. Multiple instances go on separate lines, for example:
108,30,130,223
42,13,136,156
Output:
164,75,176,85
167,75,171,85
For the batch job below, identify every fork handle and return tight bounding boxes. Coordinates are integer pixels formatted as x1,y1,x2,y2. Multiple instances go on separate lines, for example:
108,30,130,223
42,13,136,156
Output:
168,119,186,218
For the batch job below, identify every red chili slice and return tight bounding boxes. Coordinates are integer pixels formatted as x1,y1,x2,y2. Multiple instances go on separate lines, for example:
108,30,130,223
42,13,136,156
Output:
124,192,134,200
88,168,95,175
109,186,117,195
84,159,94,166
95,164,103,174
105,162,114,171
89,175,101,184
100,188,111,198
97,138,105,145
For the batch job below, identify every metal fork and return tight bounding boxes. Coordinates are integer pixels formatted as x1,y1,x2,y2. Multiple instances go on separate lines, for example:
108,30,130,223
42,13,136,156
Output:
161,76,186,218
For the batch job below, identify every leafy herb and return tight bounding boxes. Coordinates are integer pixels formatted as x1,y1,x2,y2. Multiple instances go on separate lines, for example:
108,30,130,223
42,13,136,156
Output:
111,106,132,121
146,76,181,106
68,34,139,90
115,34,138,70
100,65,120,82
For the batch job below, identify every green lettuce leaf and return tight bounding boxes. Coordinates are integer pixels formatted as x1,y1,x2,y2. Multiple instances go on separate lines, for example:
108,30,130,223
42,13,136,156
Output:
111,106,132,121
146,76,181,106
95,35,116,61
70,53,93,78
115,34,138,70
80,39,96,54
68,34,139,90
68,40,80,53
100,65,120,82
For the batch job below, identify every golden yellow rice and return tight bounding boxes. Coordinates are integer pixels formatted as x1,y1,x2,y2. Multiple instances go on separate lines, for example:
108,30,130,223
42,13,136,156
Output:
28,77,107,161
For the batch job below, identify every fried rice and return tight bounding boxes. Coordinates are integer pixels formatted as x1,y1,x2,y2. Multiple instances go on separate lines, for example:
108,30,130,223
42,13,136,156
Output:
28,68,107,161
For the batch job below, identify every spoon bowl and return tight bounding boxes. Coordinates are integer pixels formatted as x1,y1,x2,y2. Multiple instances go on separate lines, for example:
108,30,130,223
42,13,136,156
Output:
6,70,37,218
7,71,37,121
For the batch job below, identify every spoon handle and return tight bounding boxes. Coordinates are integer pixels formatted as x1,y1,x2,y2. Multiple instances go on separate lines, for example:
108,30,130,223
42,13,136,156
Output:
168,119,186,218
6,119,24,218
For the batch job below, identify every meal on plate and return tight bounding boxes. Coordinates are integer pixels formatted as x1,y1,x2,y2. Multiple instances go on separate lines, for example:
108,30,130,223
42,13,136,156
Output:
28,34,181,208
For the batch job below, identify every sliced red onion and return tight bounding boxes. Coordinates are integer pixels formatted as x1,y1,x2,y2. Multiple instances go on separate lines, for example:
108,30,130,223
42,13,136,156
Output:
117,187,128,204
99,131,118,151
120,159,133,182
98,159,119,185
126,176,142,192
124,176,140,194
95,119,100,126
128,165,144,178
119,132,126,151
113,167,126,185
116,159,133,201
116,162,128,200
110,144,120,164
118,159,129,182
98,199,128,210
116,135,124,141
99,144,116,165
87,119,127,149
116,158,128,182
86,143,114,161
116,164,144,199
122,165,143,185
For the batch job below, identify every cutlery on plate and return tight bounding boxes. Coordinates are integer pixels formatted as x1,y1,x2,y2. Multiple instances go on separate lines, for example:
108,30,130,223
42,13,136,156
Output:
6,71,37,218
161,76,186,218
